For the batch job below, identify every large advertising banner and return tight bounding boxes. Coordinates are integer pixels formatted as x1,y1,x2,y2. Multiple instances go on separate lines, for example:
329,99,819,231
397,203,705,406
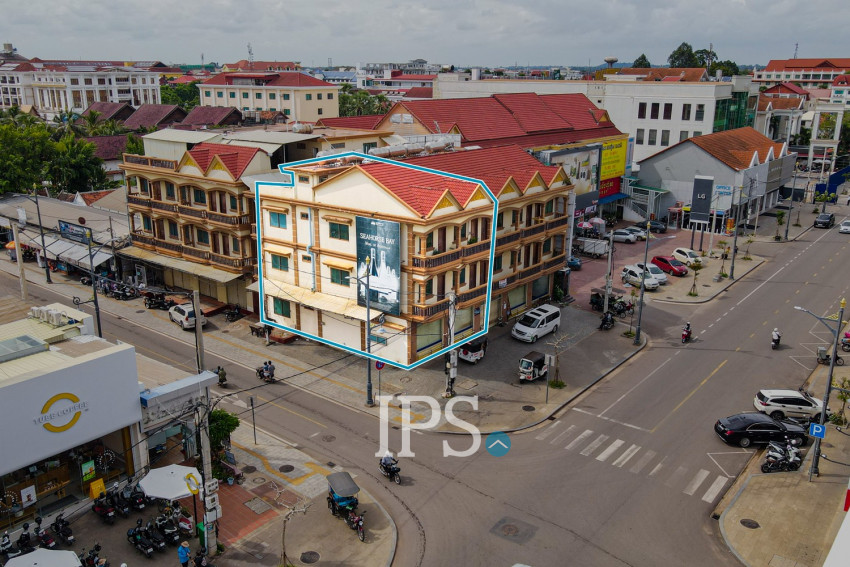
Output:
600,138,628,181
690,176,715,223
356,217,401,316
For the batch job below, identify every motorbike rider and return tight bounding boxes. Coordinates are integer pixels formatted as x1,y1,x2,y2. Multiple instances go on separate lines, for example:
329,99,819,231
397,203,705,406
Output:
599,311,614,330
216,366,227,386
380,450,397,473
266,360,276,381
683,322,692,338
261,361,270,381
772,328,782,344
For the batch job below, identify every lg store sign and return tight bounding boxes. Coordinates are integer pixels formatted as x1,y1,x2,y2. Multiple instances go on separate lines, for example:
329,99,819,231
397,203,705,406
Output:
33,393,88,432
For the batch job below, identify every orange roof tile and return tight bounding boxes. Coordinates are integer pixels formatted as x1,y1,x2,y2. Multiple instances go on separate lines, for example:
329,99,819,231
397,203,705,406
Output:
764,59,850,72
187,142,261,179
649,127,787,170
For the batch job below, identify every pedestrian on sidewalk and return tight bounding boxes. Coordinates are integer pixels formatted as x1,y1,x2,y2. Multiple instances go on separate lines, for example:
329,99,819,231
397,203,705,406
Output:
178,541,191,567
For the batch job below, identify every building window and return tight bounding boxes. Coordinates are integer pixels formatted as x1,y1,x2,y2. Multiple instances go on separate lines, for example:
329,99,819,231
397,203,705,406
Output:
663,103,672,120
165,182,175,200
459,268,466,284
273,297,290,317
271,254,289,271
300,212,309,220
693,131,702,137
269,93,276,100
661,130,670,146
242,92,249,99
648,129,657,145
229,195,237,210
329,222,349,240
328,93,334,100
298,175,309,183
217,92,223,98
425,279,433,296
302,254,311,262
425,232,433,248
679,130,689,142
270,211,287,228
142,216,152,231
306,94,312,101
638,102,646,119
139,178,150,194
497,212,504,228
317,108,323,115
695,104,705,121
193,188,207,205
362,142,377,153
255,93,262,99
284,109,291,115
168,221,178,238
330,267,350,286
229,92,235,98
493,255,502,271
283,93,290,100
650,103,659,119
543,238,551,253
196,229,210,245
682,104,691,120
231,236,239,252
511,210,518,225
636,129,645,144
317,93,323,100
545,200,554,214
204,90,211,97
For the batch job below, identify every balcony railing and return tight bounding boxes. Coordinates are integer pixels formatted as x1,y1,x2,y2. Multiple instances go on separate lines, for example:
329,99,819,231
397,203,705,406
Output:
496,232,521,248
182,246,210,261
150,201,179,213
458,284,488,304
546,215,570,231
127,195,151,208
411,298,451,318
411,249,462,269
178,205,207,219
131,232,156,246
123,154,178,170
131,233,183,254
462,241,490,258
210,252,256,268
207,211,252,226
521,224,545,239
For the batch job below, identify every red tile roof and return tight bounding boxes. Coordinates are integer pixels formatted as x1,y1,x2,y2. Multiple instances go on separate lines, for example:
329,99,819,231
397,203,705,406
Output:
357,162,483,217
79,189,119,206
764,59,850,72
403,87,433,99
181,105,242,126
186,142,261,180
85,135,129,160
315,115,383,130
756,95,805,112
616,67,708,82
123,104,187,130
81,102,135,122
404,145,563,196
168,75,204,84
224,60,300,71
642,127,787,170
833,75,850,87
763,82,809,96
201,72,334,88
492,93,572,133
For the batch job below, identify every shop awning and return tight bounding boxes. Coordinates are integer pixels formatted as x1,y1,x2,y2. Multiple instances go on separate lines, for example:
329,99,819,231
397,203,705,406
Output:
21,233,113,268
117,246,244,284
259,277,374,322
629,183,669,193
598,192,629,205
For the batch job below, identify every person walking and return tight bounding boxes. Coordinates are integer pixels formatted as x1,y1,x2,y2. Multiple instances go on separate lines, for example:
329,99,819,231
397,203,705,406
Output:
178,541,191,567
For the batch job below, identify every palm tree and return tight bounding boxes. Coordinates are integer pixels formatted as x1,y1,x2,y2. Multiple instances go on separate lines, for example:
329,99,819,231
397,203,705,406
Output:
0,106,41,128
82,110,102,134
51,110,84,140
44,134,109,192
91,119,125,136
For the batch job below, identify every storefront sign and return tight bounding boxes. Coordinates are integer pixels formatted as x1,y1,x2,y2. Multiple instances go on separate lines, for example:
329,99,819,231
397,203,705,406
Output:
81,459,96,482
599,177,622,199
356,217,401,316
690,176,714,223
139,372,217,432
141,391,207,432
58,220,91,245
35,392,88,432
600,138,628,181
20,485,36,508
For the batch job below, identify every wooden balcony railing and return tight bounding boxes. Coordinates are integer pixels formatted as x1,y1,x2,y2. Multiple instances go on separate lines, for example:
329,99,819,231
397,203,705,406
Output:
182,246,210,261
123,154,178,170
411,298,451,318
210,253,256,268
150,201,179,213
207,211,252,226
127,195,151,208
458,284,488,304
178,206,206,219
411,249,462,269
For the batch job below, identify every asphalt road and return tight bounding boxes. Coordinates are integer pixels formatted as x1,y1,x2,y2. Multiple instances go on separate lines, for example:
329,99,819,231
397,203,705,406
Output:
7,216,850,567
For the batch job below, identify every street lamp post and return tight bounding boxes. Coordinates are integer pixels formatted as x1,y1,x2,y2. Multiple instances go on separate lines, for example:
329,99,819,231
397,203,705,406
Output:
32,190,52,284
785,170,797,241
729,184,743,280
794,299,846,479
356,256,375,407
633,221,651,345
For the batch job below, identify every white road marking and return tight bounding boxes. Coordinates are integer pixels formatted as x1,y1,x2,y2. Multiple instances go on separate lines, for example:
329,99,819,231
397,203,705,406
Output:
566,430,594,452
571,408,650,432
535,421,562,441
309,432,319,438
229,399,248,409
631,450,657,474
707,449,751,477
649,457,667,477
598,358,672,418
613,444,641,468
683,469,711,496
701,476,729,503
596,439,625,462
580,434,610,456
665,466,689,488
549,424,576,445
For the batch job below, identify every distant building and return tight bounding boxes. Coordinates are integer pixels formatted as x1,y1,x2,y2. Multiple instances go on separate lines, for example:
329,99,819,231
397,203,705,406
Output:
222,60,300,72
754,59,850,90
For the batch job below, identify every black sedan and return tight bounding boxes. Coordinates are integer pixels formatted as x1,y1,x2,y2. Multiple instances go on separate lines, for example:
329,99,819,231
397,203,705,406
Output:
714,412,808,448
632,220,667,233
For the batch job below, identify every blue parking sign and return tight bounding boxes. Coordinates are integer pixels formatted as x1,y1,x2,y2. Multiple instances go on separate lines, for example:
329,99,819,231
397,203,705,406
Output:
809,423,826,439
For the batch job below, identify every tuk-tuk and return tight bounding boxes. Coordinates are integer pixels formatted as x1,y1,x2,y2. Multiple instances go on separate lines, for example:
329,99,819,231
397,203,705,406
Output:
327,471,360,517
519,351,549,382
458,336,488,364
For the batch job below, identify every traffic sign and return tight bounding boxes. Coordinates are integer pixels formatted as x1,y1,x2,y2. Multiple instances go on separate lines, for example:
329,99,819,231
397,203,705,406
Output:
809,422,826,439
375,361,385,370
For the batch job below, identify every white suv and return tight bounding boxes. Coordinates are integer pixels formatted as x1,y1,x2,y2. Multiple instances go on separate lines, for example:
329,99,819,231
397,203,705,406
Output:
672,247,703,267
637,262,668,285
753,389,826,422
168,303,208,329
621,265,659,290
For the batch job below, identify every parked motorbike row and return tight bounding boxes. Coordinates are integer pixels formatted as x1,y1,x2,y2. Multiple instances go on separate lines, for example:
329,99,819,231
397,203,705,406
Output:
2,515,78,560
590,293,634,318
762,438,802,473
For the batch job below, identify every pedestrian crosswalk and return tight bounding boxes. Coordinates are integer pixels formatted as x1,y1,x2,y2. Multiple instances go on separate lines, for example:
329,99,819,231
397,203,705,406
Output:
533,421,731,503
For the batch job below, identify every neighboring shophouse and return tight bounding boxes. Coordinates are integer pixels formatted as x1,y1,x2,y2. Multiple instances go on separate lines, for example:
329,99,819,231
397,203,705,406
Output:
432,73,757,165
196,72,340,123
248,144,571,366
221,60,300,72
753,59,850,90
635,127,794,231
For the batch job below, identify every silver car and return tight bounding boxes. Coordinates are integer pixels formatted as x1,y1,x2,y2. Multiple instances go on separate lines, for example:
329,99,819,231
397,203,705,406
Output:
840,220,850,234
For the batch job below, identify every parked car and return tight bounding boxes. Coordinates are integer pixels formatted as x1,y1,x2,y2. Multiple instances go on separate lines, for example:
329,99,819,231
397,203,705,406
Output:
637,262,668,285
621,226,647,240
840,220,850,234
753,389,826,422
606,229,637,243
511,304,561,343
651,255,688,276
714,412,808,448
621,265,659,290
814,212,835,228
633,220,667,234
567,255,582,270
672,247,703,267
168,303,208,329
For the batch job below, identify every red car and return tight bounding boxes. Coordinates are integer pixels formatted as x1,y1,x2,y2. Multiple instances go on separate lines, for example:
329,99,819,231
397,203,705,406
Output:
651,255,688,276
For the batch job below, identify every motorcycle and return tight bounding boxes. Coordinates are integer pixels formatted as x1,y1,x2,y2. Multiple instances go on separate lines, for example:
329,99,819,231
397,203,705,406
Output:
1,530,23,558
213,366,227,388
590,291,604,312
106,483,130,518
143,520,167,552
193,549,216,567
34,516,56,549
50,513,75,546
16,523,36,555
144,294,175,310
343,509,366,542
224,304,242,322
127,519,154,558
771,335,781,350
599,312,614,331
92,493,116,524
256,366,274,383
154,514,181,545
128,483,148,510
171,506,194,539
613,299,634,318
79,543,109,567
761,438,802,473
682,327,692,343
817,346,844,366
378,459,401,485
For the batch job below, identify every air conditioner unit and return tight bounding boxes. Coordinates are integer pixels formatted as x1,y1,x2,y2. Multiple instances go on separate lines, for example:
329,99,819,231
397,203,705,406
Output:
38,307,49,321
29,307,40,319
204,494,219,509
49,311,64,326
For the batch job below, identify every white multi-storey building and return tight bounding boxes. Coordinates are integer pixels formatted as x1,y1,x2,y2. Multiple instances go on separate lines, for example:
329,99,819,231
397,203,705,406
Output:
754,59,850,90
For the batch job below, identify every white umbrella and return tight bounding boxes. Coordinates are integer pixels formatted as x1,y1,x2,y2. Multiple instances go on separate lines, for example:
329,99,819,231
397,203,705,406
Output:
576,221,593,229
138,464,203,501
6,548,81,567
589,217,607,226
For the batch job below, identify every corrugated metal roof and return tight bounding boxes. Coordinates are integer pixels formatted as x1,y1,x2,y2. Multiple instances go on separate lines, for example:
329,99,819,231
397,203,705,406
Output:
224,131,318,144
142,129,222,143
0,194,130,241
117,246,244,283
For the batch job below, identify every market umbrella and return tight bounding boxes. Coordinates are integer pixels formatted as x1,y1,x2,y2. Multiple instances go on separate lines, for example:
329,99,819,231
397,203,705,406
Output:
6,548,81,567
138,464,203,501
4,241,16,249
589,217,607,226
576,221,593,229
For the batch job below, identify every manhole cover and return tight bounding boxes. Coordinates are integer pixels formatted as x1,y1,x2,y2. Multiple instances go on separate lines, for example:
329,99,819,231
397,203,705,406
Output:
501,524,519,536
278,465,295,473
252,477,266,484
522,405,535,412
300,551,320,564
740,519,760,529
489,516,537,544
242,465,257,474
322,435,336,442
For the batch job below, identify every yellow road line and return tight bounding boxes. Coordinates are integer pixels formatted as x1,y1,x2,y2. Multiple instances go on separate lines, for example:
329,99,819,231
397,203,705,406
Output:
232,440,330,485
651,359,727,433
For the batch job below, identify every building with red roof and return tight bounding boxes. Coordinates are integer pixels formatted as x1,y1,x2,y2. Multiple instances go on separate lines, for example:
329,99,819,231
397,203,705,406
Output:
85,135,130,181
197,72,340,123
122,104,187,131
754,59,850,90
251,144,573,366
222,60,300,72
180,106,243,129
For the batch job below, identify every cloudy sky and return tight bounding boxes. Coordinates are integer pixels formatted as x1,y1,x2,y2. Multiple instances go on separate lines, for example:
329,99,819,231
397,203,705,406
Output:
5,0,849,69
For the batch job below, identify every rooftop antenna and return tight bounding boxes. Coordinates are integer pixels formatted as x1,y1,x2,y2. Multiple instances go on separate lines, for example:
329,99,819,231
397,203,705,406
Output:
793,43,798,59
201,53,204,69
247,43,254,71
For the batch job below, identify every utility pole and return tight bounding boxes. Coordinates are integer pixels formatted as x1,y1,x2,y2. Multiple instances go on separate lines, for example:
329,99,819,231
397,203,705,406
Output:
192,290,206,374
363,256,374,407
634,221,651,345
197,401,217,555
33,188,52,284
786,169,797,240
11,223,27,301
603,230,615,313
86,229,103,338
445,292,457,397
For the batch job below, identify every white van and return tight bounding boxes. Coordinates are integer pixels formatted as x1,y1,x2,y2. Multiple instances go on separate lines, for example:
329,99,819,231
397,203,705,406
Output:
511,304,561,343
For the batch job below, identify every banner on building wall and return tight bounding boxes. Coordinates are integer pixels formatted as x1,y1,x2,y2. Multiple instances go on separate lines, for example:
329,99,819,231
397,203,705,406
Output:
540,147,599,196
600,138,628,181
690,176,714,223
600,177,622,199
356,217,401,316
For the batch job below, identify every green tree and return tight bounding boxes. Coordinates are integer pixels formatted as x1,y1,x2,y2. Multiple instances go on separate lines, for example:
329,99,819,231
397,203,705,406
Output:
90,119,126,136
339,89,391,116
44,134,115,192
208,409,239,452
0,106,41,128
51,110,84,140
82,110,102,134
710,60,740,77
668,42,700,68
125,133,144,155
694,49,717,67
0,122,55,194
632,54,651,68
160,81,201,111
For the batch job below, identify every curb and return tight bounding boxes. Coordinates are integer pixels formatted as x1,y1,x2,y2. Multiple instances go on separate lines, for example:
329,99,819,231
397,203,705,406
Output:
717,473,754,567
